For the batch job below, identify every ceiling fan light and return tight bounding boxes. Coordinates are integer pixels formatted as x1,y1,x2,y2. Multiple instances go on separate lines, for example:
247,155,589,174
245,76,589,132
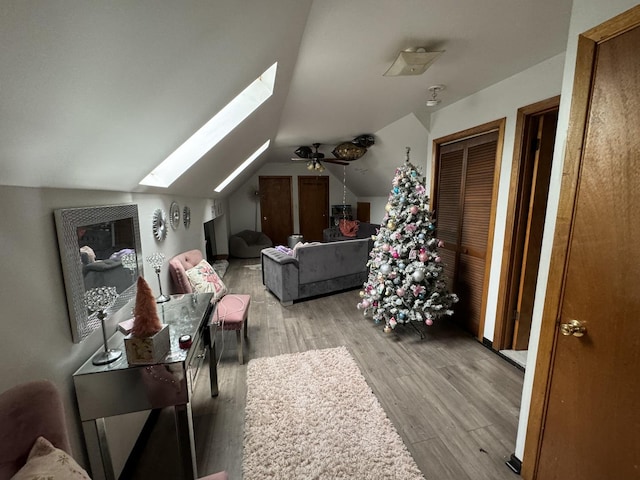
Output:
295,146,312,158
384,49,444,77
333,142,366,160
352,134,375,148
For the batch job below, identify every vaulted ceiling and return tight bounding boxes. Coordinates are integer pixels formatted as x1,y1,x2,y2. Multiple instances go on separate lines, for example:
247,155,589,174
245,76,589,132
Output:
0,1,572,198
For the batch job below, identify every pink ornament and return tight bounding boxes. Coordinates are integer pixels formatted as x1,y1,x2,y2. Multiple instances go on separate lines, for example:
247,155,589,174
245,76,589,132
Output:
438,240,445,248
362,299,371,308
435,256,441,263
382,244,390,252
389,317,397,327
392,251,400,259
396,288,405,297
419,253,428,262
425,318,434,326
410,206,419,215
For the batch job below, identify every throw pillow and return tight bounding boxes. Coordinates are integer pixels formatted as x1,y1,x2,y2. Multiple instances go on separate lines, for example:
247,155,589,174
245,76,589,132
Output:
339,219,359,237
185,259,228,301
11,436,91,480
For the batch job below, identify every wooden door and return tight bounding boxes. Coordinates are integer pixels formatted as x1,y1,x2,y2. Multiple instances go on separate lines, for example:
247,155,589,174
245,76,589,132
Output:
356,202,370,223
298,176,329,242
259,176,293,246
494,99,560,352
434,128,501,337
525,9,640,479
511,110,557,350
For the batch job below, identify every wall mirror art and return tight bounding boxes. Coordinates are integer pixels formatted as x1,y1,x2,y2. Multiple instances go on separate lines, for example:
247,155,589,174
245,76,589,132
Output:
54,204,144,343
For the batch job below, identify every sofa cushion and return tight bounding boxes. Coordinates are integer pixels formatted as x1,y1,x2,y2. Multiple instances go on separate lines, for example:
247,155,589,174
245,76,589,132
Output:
186,259,228,301
11,436,90,480
339,219,359,237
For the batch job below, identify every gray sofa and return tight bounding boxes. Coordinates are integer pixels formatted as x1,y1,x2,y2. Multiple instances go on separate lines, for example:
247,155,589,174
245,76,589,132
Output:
229,229,273,258
261,238,370,305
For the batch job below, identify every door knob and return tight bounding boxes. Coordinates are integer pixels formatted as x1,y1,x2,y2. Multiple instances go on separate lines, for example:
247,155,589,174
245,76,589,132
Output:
560,319,586,337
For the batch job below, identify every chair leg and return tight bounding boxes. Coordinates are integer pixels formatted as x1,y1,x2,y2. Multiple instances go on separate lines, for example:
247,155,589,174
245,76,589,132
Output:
244,315,248,339
236,329,243,364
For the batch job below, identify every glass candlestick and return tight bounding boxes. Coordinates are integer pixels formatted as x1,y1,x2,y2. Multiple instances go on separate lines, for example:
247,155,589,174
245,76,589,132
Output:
121,252,137,280
84,286,122,365
146,252,170,303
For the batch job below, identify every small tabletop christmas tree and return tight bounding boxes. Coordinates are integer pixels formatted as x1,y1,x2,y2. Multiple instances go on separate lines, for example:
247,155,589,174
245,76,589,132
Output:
132,276,163,338
125,276,170,364
357,148,458,335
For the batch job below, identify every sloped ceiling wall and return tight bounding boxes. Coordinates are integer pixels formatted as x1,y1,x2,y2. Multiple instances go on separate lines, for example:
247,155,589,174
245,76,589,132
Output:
0,1,572,199
0,0,313,196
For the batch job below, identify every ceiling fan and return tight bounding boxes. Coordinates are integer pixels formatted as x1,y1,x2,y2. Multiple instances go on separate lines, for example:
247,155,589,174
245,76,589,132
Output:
292,143,349,172
291,135,375,171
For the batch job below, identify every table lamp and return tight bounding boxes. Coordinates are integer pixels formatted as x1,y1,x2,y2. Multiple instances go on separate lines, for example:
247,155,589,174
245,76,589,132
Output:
146,252,171,303
84,286,122,365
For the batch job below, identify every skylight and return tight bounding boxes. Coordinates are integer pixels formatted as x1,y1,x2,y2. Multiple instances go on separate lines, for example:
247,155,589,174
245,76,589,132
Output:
139,62,278,188
214,140,270,193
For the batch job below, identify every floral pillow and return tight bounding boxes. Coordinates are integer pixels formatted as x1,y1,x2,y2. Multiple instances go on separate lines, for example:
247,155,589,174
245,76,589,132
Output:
11,436,91,480
185,259,228,301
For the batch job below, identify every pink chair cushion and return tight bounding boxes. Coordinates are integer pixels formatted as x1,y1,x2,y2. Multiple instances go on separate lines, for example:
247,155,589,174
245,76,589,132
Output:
212,294,250,330
169,249,205,294
0,380,71,479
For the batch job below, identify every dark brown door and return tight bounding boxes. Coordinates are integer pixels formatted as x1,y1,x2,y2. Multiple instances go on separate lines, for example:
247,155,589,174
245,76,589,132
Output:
356,202,371,223
435,130,500,337
298,176,329,242
511,110,557,350
531,13,640,480
259,176,293,246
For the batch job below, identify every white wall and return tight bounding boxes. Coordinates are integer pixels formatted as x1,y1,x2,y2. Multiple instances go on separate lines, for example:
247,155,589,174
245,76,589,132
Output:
357,196,388,225
428,53,566,342
513,0,640,460
0,185,214,476
354,113,431,227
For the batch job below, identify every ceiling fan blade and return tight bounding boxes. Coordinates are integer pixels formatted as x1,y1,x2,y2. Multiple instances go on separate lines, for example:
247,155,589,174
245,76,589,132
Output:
322,158,350,166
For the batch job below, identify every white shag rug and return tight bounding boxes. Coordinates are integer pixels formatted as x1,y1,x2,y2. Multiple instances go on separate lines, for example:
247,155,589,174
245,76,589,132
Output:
243,346,425,480
243,263,262,271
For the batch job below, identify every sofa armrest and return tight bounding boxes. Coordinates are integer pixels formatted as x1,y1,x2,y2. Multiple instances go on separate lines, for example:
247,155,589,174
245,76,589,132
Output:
261,248,299,305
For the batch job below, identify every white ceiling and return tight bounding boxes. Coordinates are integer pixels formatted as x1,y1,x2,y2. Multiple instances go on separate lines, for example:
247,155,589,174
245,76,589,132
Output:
0,0,572,198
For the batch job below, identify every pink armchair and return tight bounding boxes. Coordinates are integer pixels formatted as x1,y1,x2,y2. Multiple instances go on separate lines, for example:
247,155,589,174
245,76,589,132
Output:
169,249,204,294
169,250,251,364
0,380,228,480
0,380,71,479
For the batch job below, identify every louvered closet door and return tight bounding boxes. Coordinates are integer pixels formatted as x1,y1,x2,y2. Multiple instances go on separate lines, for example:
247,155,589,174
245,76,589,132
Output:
435,132,498,336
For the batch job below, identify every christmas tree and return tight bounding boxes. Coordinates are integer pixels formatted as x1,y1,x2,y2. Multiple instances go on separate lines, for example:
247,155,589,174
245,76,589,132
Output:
357,150,458,334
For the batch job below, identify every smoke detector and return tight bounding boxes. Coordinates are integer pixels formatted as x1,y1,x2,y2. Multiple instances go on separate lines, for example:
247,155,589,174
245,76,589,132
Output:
426,85,445,107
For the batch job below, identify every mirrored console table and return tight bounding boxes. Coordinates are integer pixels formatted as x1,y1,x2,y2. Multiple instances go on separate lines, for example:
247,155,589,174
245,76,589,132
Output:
73,292,217,480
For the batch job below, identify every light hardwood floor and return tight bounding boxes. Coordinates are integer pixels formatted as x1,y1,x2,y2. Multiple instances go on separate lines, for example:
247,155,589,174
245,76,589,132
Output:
128,258,523,480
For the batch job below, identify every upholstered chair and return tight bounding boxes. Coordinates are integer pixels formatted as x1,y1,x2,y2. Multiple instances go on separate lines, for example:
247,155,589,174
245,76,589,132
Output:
169,250,251,365
0,380,228,480
0,380,71,479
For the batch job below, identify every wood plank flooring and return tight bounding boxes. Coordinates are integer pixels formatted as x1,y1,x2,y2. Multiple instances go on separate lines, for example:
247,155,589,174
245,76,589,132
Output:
127,258,523,479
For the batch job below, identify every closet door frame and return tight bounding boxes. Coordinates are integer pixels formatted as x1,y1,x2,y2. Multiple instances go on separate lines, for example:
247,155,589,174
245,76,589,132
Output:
431,118,506,341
